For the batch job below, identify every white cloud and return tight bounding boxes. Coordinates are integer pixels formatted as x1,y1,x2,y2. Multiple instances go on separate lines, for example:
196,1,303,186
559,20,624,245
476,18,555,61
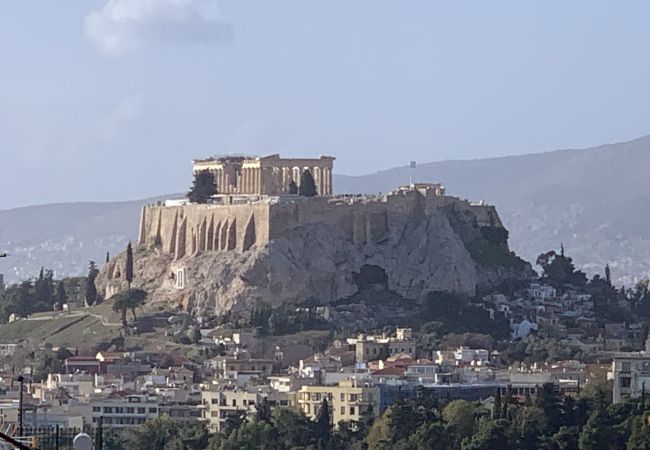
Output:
85,0,233,56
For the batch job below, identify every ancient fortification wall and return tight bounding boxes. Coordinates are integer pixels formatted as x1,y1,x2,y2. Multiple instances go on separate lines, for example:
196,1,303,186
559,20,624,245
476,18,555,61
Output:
138,203,271,258
138,190,503,260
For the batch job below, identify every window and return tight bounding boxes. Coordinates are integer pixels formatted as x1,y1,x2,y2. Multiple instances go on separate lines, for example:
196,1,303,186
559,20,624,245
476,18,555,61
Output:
232,399,237,407
115,407,124,414
138,408,146,414
340,393,345,401
103,407,113,414
341,406,345,415
349,394,358,402
622,362,631,372
149,407,158,414
349,406,356,416
211,399,219,404
621,377,632,388
176,269,185,289
92,407,101,412
126,407,134,414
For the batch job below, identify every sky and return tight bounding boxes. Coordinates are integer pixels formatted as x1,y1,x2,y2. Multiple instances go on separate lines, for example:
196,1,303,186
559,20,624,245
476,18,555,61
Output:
1,0,650,210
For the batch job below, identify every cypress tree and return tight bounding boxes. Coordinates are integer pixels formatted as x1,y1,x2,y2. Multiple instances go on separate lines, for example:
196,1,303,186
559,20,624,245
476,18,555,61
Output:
126,242,134,289
85,261,99,307
298,169,317,197
315,397,331,439
288,180,298,194
494,388,502,419
55,281,67,311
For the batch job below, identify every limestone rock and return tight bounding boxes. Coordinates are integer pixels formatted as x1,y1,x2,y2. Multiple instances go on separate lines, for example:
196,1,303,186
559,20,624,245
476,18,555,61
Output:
97,208,530,317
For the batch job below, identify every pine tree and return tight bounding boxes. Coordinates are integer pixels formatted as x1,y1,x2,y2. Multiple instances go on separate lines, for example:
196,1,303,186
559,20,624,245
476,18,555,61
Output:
298,169,318,197
126,242,134,289
187,169,217,204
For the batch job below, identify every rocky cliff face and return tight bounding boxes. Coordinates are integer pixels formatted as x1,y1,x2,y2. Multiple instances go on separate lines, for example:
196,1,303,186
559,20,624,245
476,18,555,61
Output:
97,206,532,317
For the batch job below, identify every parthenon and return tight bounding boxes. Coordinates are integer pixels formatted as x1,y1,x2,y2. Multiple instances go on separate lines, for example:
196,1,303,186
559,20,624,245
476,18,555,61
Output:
192,154,335,196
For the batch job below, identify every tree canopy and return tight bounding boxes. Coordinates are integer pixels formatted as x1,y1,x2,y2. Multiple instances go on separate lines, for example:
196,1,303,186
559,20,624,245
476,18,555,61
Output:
111,288,147,327
188,169,217,204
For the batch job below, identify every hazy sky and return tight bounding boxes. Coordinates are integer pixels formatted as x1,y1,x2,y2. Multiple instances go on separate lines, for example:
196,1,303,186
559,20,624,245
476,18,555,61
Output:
1,0,650,210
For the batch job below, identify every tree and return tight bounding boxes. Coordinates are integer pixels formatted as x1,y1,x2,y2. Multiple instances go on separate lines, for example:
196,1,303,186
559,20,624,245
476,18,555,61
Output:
125,415,208,450
461,419,512,450
578,410,618,450
299,169,317,197
272,408,319,449
111,288,147,327
315,397,332,440
535,383,563,432
33,346,72,382
552,426,580,450
627,412,650,450
406,422,451,450
126,242,134,289
494,389,502,420
256,397,272,423
85,261,99,306
34,267,54,310
219,420,278,450
288,179,298,194
443,400,477,439
188,169,216,204
55,281,67,311
536,248,587,289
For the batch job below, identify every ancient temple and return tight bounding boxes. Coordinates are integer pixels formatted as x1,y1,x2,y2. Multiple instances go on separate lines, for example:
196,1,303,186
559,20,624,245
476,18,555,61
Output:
192,154,335,196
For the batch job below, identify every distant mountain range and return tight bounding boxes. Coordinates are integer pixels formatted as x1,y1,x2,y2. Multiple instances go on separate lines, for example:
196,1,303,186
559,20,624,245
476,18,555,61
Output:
1,135,649,286
0,197,167,283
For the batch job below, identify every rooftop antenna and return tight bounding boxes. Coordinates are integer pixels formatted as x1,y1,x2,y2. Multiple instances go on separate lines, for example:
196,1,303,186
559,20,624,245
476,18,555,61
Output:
409,161,416,187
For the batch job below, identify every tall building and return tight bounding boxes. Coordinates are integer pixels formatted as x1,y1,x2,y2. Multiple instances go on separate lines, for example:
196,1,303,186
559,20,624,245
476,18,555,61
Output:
192,154,335,196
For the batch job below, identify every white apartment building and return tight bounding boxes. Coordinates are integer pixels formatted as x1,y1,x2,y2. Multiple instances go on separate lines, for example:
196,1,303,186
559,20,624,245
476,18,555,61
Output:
201,385,294,432
611,355,650,403
91,394,160,428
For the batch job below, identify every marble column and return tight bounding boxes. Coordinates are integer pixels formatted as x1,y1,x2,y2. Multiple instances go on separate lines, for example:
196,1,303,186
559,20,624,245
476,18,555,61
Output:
324,168,331,195
239,169,245,193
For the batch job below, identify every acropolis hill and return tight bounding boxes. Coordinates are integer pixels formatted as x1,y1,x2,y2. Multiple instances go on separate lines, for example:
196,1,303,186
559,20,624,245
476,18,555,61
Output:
99,154,531,316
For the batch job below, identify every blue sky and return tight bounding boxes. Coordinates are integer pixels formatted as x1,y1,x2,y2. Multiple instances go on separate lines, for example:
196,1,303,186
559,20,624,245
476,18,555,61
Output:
1,0,650,209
